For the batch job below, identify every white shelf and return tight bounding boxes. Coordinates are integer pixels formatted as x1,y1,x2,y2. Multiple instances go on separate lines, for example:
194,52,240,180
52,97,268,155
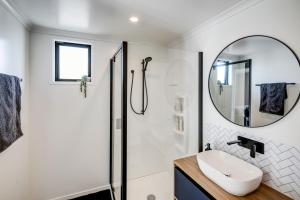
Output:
173,95,188,154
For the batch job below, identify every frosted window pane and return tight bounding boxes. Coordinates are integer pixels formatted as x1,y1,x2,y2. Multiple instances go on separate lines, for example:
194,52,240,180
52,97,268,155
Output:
59,46,89,79
228,66,232,85
217,66,226,84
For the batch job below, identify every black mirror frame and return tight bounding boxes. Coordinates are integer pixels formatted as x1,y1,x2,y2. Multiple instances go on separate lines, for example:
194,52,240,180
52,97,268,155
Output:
208,35,300,128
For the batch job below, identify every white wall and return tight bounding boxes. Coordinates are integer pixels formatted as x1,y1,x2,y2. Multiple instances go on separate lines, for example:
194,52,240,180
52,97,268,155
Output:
126,44,198,200
249,43,300,126
29,32,119,200
173,0,300,148
127,44,171,180
0,3,29,200
127,46,198,180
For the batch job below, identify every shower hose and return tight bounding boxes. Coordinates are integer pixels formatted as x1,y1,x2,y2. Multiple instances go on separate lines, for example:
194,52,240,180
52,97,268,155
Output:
130,70,148,115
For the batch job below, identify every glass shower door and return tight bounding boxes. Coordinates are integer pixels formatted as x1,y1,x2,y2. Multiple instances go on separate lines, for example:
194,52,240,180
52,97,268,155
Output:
111,53,122,200
110,42,128,200
230,60,251,127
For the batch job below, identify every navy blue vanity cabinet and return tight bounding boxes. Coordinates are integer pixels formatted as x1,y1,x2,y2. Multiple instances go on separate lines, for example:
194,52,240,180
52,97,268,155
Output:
175,167,214,200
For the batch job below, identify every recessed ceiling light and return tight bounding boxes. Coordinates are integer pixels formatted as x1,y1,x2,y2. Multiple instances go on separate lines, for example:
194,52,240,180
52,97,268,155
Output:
129,16,139,23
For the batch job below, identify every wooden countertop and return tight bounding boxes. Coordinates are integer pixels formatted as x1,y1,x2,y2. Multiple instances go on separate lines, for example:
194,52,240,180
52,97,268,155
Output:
174,155,292,200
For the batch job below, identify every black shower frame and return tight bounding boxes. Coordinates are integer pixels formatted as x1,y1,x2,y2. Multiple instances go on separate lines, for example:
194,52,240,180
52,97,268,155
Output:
199,52,204,152
109,41,128,200
109,42,204,199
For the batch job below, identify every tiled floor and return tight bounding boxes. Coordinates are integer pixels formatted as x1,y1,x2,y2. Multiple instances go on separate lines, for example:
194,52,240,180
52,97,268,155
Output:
71,189,112,200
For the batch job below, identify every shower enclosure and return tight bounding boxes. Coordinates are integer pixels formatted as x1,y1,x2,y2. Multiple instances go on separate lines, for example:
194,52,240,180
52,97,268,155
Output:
110,41,201,200
210,59,252,127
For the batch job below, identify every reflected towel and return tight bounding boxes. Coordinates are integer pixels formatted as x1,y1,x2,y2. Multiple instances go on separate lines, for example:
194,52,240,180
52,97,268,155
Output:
0,73,23,153
259,83,287,116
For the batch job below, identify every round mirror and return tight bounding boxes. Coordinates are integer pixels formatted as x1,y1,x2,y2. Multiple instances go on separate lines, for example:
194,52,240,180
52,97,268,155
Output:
209,35,300,128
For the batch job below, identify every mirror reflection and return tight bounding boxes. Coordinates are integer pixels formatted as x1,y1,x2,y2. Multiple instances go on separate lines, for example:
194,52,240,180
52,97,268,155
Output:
209,36,300,127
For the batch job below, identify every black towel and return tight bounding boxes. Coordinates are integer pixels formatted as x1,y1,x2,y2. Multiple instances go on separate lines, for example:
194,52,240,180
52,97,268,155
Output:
259,83,287,116
0,73,23,153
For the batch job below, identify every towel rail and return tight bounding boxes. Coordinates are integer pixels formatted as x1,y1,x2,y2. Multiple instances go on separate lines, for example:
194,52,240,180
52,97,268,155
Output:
255,83,296,86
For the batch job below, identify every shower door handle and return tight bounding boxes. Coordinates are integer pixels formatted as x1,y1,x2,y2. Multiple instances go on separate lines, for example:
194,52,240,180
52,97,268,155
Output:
115,118,121,130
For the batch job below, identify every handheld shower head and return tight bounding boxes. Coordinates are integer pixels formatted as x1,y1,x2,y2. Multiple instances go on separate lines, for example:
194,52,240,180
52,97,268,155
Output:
143,57,152,71
145,57,152,62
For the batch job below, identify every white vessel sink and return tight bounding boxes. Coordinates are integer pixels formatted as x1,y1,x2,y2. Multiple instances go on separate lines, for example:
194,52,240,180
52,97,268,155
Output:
197,150,263,196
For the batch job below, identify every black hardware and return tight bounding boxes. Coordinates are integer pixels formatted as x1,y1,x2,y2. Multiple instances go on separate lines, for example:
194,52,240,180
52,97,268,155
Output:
204,143,211,151
237,136,264,154
227,136,264,158
142,62,145,114
255,83,296,86
109,58,113,188
122,41,128,200
198,52,204,152
212,59,251,68
227,140,242,145
130,57,152,115
250,144,257,158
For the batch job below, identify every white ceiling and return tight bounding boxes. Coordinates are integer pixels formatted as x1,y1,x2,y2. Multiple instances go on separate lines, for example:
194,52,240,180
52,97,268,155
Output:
11,0,242,45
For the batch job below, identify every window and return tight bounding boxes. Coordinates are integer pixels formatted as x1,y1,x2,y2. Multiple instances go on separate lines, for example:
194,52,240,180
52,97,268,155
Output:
215,60,232,85
216,64,226,84
55,41,91,82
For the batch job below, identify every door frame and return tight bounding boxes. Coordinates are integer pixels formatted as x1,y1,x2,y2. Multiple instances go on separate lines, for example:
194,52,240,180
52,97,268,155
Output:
110,41,128,200
199,52,204,152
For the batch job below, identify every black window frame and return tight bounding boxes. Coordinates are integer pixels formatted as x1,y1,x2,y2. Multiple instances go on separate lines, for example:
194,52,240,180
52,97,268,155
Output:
55,41,92,82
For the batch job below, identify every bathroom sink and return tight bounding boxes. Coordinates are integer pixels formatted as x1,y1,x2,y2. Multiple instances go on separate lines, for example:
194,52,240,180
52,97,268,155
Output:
196,150,263,196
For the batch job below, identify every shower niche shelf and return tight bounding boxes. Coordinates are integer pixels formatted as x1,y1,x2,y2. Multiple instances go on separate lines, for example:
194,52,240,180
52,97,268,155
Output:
173,129,184,135
173,95,188,153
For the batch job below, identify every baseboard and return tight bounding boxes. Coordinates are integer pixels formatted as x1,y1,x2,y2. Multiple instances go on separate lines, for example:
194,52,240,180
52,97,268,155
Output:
49,185,111,200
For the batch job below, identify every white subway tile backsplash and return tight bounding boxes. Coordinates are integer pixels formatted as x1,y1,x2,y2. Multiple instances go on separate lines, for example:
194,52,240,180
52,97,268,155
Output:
279,184,293,193
290,166,300,177
204,123,300,199
279,176,294,185
290,174,300,186
279,151,293,160
279,167,293,177
279,145,292,152
291,183,300,194
290,157,300,167
278,159,293,169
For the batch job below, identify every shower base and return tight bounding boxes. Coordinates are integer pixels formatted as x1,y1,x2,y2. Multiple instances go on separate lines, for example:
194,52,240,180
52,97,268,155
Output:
127,171,172,200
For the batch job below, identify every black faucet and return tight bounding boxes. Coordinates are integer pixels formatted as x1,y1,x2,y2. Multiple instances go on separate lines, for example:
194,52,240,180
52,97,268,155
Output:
226,136,264,158
227,140,241,145
250,144,256,158
205,143,211,151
